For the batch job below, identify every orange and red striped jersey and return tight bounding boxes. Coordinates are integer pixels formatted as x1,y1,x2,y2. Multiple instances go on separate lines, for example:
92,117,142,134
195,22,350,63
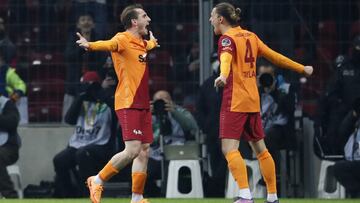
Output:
218,26,304,112
89,31,157,110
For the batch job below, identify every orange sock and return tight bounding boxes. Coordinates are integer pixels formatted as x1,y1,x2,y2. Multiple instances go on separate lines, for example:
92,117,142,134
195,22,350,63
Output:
99,161,119,182
257,149,277,193
225,150,249,189
132,172,147,194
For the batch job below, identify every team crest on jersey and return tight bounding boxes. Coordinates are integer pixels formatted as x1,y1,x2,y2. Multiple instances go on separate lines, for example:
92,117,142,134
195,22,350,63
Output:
221,38,231,47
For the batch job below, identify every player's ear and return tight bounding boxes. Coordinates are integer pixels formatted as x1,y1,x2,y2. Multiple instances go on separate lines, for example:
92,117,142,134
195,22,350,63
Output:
131,19,137,27
219,16,224,24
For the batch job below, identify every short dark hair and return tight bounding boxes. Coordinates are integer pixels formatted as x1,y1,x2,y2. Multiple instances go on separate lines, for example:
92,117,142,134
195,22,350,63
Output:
214,2,241,26
0,42,15,64
120,4,143,30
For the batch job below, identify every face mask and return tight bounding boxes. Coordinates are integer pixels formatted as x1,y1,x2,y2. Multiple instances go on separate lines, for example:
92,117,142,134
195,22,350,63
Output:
211,60,220,73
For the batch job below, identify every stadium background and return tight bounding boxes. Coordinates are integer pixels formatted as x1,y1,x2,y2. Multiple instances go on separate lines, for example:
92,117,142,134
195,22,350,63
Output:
0,0,359,201
0,0,357,122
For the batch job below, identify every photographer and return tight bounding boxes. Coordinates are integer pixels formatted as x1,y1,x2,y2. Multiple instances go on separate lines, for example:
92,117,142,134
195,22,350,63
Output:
333,97,360,198
258,61,296,186
53,71,116,197
146,90,199,196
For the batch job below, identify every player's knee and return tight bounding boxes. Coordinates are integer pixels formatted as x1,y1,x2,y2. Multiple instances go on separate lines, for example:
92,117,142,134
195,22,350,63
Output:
124,145,142,159
139,146,150,159
221,145,234,156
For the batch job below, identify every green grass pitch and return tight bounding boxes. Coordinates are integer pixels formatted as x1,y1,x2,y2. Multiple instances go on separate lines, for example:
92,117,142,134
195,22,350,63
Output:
0,199,359,203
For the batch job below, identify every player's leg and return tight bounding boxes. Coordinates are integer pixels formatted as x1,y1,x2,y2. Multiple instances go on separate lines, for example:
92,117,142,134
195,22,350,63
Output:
87,140,142,203
222,139,253,203
87,108,145,203
220,111,253,203
130,143,150,203
247,113,278,203
130,109,153,203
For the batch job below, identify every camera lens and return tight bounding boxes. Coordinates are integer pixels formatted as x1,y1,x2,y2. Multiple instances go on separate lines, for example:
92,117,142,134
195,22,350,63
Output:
153,99,167,115
259,73,274,88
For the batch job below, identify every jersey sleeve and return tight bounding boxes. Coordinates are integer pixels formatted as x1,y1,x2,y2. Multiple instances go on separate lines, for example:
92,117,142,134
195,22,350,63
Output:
144,39,158,51
89,39,118,52
256,35,305,73
219,52,233,78
112,34,127,52
218,35,236,56
89,34,127,52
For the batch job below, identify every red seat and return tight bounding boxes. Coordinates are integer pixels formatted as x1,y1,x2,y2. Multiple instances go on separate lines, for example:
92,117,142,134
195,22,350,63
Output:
148,50,173,78
27,78,64,122
317,20,338,60
28,105,62,122
318,21,337,39
0,0,9,12
350,20,360,39
149,75,169,96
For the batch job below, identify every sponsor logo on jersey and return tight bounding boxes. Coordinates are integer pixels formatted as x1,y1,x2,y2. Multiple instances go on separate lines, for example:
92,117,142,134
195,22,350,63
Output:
221,46,233,52
138,53,147,62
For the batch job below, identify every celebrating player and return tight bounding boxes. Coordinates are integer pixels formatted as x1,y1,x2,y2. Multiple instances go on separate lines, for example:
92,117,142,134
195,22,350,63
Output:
210,2,313,203
76,4,158,203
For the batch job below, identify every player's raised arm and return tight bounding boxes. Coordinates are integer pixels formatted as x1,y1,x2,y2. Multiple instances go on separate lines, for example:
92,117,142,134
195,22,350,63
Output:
76,32,90,50
76,32,118,52
257,36,313,76
145,31,159,50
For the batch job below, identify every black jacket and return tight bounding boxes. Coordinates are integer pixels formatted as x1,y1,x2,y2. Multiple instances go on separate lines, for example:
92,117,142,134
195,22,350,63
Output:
0,96,20,147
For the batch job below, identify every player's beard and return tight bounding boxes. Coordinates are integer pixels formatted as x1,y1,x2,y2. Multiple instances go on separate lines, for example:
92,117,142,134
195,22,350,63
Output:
138,24,148,36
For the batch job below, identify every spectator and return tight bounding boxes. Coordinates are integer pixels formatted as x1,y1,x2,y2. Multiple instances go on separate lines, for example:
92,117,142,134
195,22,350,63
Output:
247,0,295,57
196,53,227,197
0,16,15,64
0,42,26,103
71,0,108,38
241,0,296,80
333,97,360,198
146,90,199,196
53,71,116,197
257,60,296,188
63,13,106,121
315,35,360,155
0,95,21,198
183,41,200,94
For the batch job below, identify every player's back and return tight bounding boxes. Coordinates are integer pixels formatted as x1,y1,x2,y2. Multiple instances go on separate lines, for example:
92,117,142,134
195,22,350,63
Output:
219,27,261,112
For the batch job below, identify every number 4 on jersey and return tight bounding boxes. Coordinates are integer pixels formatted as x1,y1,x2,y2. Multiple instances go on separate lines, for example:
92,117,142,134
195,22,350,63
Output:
245,39,255,68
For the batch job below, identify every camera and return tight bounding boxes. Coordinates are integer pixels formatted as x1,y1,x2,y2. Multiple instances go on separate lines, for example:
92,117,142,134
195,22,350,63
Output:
153,99,167,116
78,82,101,101
259,73,274,88
153,99,172,135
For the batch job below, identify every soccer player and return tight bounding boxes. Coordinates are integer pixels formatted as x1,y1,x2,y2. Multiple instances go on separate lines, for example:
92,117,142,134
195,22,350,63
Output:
76,4,158,203
210,2,313,203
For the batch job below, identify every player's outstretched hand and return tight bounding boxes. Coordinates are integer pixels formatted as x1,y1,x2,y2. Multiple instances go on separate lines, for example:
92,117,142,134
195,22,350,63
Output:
214,75,227,88
76,32,90,51
304,66,313,77
149,31,160,47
